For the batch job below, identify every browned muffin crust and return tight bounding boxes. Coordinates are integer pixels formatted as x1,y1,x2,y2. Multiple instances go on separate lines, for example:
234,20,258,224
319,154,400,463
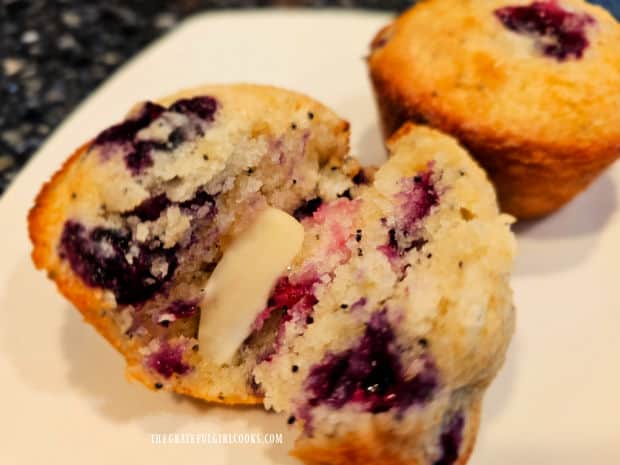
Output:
291,401,480,465
368,0,620,219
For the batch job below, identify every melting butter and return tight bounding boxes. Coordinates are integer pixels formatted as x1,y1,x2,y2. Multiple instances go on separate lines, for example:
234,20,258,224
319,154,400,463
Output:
198,207,304,365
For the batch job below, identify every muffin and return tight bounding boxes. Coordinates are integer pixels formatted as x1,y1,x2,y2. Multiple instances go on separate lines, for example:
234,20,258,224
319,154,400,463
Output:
30,83,515,465
253,124,516,465
368,0,620,219
28,83,359,404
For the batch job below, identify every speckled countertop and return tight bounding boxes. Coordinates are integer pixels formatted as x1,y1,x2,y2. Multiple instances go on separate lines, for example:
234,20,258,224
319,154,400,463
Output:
1,0,618,195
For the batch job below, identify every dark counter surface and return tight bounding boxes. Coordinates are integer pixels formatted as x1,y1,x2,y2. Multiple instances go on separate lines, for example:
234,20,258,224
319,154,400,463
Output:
1,0,618,195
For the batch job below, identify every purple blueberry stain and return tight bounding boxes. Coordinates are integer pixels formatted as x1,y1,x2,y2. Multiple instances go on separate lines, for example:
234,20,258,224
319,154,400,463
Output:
126,193,171,221
378,228,400,259
398,171,439,233
179,190,218,223
125,189,215,225
350,297,368,311
433,412,465,465
352,170,370,185
303,310,438,415
59,220,177,305
124,140,157,175
293,197,323,221
158,299,199,327
267,276,319,322
166,300,199,319
147,342,190,378
254,275,319,361
378,170,437,259
495,1,596,61
179,189,215,211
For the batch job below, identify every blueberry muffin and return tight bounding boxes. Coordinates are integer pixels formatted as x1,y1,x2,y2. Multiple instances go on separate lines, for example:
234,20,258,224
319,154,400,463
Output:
253,124,515,465
368,0,620,218
30,84,515,465
29,84,358,404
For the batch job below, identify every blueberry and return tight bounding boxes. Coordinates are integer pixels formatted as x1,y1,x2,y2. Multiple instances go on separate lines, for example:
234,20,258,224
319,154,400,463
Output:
94,101,165,145
93,96,218,176
126,193,171,221
124,140,156,175
179,190,215,211
126,190,214,223
495,1,595,60
169,96,218,120
304,310,438,414
59,220,177,305
352,170,370,185
433,412,465,465
293,197,323,221
254,275,319,361
166,127,185,149
166,300,199,319
337,189,352,200
268,276,318,314
147,343,189,378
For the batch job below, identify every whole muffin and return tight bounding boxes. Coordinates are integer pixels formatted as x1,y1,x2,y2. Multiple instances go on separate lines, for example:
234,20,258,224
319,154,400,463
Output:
368,0,620,219
254,124,515,465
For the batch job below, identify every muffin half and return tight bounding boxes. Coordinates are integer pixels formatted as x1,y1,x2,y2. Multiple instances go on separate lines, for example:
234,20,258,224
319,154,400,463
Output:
253,124,515,465
29,84,357,404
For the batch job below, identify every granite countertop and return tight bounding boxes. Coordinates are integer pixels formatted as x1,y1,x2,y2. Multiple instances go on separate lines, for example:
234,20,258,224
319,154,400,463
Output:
1,0,619,196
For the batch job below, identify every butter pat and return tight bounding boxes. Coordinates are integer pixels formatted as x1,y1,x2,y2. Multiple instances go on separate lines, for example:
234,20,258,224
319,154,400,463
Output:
198,207,305,365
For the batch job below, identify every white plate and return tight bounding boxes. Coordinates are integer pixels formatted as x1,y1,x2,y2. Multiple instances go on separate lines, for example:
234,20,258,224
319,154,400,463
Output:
1,10,619,465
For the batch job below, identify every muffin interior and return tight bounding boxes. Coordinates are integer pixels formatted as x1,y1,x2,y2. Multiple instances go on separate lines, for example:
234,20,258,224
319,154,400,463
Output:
252,125,515,464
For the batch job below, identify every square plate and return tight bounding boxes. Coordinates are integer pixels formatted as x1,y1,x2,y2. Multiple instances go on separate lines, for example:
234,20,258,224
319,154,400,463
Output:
0,10,618,465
